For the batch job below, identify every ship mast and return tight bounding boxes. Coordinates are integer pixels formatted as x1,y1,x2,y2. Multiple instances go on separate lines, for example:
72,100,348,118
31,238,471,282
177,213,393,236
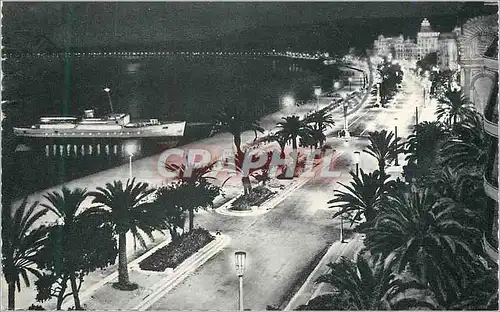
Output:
103,87,114,113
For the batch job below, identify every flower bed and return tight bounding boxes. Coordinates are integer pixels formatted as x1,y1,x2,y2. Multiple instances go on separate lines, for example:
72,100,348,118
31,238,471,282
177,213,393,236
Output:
230,185,277,211
139,228,214,272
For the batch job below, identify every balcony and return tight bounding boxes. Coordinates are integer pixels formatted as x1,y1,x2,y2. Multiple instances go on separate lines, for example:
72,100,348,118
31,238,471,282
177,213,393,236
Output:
483,233,498,262
483,73,498,137
484,138,498,202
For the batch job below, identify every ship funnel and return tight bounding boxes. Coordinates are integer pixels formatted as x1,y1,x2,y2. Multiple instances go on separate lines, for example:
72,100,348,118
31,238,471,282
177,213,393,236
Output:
84,109,95,118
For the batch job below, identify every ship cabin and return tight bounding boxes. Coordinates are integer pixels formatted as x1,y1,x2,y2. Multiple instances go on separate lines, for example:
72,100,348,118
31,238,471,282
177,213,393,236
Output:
37,117,78,129
76,110,131,130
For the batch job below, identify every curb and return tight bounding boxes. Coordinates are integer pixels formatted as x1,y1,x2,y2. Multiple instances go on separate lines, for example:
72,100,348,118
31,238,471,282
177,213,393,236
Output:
283,234,363,311
132,234,231,310
215,150,345,217
66,233,228,310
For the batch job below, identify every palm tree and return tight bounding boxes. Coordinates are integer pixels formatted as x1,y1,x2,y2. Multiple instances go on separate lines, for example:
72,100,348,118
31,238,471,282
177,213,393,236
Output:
164,162,220,231
328,169,388,226
364,130,403,176
153,183,188,243
405,121,449,169
449,263,498,310
87,179,161,290
267,131,288,158
37,187,117,309
304,111,335,147
315,256,438,310
440,113,490,172
364,189,484,297
2,198,50,310
212,106,264,155
41,187,87,309
276,115,309,150
436,90,475,126
40,187,119,309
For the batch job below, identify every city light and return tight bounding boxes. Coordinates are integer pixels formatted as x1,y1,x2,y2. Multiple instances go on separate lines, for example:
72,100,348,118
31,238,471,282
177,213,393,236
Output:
314,86,322,97
282,95,295,107
125,142,137,156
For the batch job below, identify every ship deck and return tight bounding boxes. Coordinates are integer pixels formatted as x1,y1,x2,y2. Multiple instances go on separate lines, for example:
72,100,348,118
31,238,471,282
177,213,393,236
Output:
14,122,186,138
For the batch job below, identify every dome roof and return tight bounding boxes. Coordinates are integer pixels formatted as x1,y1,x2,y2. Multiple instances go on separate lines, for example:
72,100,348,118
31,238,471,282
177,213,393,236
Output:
419,18,434,33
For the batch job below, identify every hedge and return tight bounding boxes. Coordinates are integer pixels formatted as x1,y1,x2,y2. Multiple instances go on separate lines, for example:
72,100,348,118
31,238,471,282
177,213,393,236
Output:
139,228,214,271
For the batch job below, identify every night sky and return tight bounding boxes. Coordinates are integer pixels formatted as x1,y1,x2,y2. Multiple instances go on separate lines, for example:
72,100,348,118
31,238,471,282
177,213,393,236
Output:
1,2,489,50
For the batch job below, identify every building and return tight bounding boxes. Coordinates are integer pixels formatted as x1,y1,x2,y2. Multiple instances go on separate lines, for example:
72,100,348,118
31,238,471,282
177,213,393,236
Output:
373,34,417,61
457,14,498,114
416,18,440,60
373,34,402,57
457,13,498,258
437,30,459,70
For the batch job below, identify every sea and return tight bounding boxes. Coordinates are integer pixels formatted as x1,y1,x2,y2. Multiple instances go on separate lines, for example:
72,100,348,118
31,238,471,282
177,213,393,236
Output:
2,55,341,199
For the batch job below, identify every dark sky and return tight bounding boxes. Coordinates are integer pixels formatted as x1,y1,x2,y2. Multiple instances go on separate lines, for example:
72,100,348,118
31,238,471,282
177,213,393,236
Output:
1,2,471,47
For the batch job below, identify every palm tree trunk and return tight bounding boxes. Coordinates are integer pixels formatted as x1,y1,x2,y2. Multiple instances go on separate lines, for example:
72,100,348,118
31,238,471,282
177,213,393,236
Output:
234,134,242,155
69,274,82,310
242,176,252,194
188,208,194,232
169,227,178,243
117,233,131,286
7,282,15,310
56,276,69,310
292,136,298,150
378,160,386,176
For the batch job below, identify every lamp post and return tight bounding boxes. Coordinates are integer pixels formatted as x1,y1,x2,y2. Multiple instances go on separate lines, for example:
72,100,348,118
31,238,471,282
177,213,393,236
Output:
103,87,114,113
348,77,353,91
314,86,321,111
125,142,137,180
343,100,350,138
376,83,381,106
354,151,360,177
55,217,65,276
394,120,399,166
415,106,419,126
235,251,246,311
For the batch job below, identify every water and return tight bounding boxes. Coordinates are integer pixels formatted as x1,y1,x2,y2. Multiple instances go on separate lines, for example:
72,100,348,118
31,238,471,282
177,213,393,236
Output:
2,55,339,199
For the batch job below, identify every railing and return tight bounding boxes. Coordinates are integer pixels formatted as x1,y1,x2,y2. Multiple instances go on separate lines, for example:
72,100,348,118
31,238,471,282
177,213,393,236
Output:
483,233,498,262
483,174,498,202
483,118,498,137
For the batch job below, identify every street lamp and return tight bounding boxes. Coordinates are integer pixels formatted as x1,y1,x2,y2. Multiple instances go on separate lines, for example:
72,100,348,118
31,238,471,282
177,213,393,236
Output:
103,87,114,113
376,83,381,106
354,151,360,177
235,251,247,311
342,100,350,139
125,142,137,180
281,95,295,113
394,119,399,166
348,77,353,91
314,86,321,111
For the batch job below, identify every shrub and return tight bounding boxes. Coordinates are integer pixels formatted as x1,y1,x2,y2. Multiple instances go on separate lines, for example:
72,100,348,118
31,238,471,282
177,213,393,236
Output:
138,228,214,271
230,185,276,211
28,304,45,310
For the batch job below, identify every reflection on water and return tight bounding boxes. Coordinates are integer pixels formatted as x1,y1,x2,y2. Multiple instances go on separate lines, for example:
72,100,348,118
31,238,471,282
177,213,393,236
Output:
3,56,338,198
